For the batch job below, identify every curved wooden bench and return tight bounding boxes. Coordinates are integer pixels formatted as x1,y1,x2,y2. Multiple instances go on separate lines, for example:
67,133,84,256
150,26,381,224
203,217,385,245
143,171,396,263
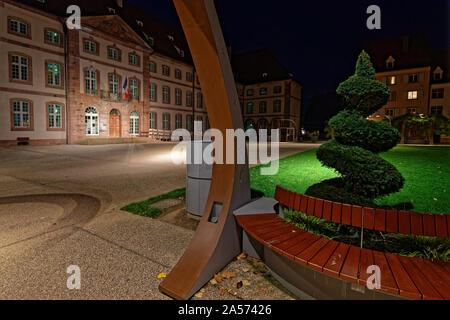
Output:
234,187,450,300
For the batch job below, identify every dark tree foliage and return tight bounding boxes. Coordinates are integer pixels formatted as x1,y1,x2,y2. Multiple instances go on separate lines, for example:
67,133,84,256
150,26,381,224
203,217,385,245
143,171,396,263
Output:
306,51,405,206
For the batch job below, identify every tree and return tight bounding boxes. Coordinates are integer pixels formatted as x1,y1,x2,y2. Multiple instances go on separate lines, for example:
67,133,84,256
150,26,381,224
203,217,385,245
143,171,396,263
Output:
306,51,405,206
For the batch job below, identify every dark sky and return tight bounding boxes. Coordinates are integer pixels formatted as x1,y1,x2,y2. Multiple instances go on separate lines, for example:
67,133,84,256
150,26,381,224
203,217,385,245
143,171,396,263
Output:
128,0,449,109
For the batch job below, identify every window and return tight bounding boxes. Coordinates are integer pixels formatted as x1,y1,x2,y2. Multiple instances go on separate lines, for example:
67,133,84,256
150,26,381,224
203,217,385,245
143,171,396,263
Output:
259,101,267,113
247,89,254,96
150,61,157,73
150,83,157,101
434,72,442,81
150,112,157,129
175,114,182,129
186,72,193,82
85,69,97,94
260,88,268,95
197,92,203,108
274,86,282,94
186,115,193,131
432,88,444,99
162,65,170,76
163,86,170,103
175,88,182,105
408,74,418,83
385,108,394,117
108,46,121,61
84,39,98,55
44,29,61,46
46,62,62,87
389,91,397,101
48,103,62,129
186,91,193,107
85,106,99,135
407,91,418,100
431,106,443,114
128,53,139,66
8,17,30,38
163,114,170,130
387,61,394,69
388,76,396,85
130,111,139,135
247,102,254,114
129,79,139,100
175,69,182,80
273,100,282,113
10,53,31,83
12,100,32,129
407,108,417,114
109,74,120,94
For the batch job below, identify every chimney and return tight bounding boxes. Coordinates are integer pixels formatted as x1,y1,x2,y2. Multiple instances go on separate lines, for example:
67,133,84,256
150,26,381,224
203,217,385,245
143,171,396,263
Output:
116,0,123,8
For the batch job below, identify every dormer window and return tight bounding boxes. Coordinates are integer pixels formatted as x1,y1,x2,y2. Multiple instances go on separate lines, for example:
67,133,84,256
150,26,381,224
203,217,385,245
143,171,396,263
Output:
136,20,143,27
262,73,268,78
168,35,174,41
107,7,116,14
433,67,443,81
386,55,395,69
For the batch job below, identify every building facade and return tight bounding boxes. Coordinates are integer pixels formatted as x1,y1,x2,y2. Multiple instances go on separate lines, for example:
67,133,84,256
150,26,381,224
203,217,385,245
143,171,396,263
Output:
0,0,301,146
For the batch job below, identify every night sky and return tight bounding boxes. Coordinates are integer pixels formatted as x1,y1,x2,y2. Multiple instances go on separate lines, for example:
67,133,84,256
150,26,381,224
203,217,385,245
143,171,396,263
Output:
128,0,449,112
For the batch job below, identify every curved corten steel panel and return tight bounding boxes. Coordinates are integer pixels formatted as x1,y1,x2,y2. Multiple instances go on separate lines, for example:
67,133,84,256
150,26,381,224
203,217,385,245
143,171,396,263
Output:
158,0,251,300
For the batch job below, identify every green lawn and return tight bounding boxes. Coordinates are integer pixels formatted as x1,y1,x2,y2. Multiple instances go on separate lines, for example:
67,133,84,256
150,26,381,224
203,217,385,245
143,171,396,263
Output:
250,146,450,214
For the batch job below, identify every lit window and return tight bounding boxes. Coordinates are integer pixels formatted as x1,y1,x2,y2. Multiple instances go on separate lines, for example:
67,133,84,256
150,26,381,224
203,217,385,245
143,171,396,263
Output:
45,30,61,45
247,102,254,114
10,19,28,36
85,70,97,94
260,88,267,95
84,40,97,54
407,91,418,100
11,54,29,81
109,74,119,94
130,79,139,100
47,62,61,86
85,106,99,135
48,104,62,128
388,76,396,85
130,111,140,135
13,100,31,128
108,47,120,61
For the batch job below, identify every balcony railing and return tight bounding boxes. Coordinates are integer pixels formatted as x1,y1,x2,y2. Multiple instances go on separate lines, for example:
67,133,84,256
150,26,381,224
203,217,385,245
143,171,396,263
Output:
100,90,123,102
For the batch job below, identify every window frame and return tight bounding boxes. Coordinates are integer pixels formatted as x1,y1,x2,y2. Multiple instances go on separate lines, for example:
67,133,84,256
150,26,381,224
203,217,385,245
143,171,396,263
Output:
432,88,444,99
246,102,254,114
175,114,183,129
407,90,418,100
45,60,64,89
9,52,33,85
197,92,203,109
259,101,267,113
84,68,99,95
85,106,99,136
7,16,31,39
273,100,282,113
107,45,122,62
129,77,140,101
150,83,157,102
10,98,34,131
431,106,443,115
186,91,193,107
44,28,63,47
175,68,182,80
175,88,182,105
83,38,99,56
162,113,171,130
150,112,157,129
128,52,140,67
108,72,122,95
129,110,140,135
46,102,65,131
162,86,170,104
150,61,157,73
162,65,170,76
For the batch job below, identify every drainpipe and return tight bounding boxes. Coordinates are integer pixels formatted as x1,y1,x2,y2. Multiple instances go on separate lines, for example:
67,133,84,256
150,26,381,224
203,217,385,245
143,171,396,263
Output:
63,20,70,145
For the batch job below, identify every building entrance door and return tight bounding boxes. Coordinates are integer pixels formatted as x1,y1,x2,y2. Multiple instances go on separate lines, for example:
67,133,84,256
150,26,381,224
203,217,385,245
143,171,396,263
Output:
109,109,121,137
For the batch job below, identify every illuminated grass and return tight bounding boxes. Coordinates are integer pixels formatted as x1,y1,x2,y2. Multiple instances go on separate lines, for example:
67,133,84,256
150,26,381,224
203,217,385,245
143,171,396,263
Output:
250,146,450,214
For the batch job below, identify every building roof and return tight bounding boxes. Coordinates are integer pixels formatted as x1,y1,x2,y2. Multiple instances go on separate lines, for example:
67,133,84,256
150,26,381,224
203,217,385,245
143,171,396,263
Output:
12,0,194,64
231,49,295,85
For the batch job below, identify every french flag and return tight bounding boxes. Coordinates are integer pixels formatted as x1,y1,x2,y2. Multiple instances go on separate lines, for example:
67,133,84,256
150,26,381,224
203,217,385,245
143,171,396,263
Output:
123,77,130,99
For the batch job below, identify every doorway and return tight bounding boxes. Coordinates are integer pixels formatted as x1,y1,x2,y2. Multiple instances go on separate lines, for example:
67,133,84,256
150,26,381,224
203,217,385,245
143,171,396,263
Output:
109,109,121,137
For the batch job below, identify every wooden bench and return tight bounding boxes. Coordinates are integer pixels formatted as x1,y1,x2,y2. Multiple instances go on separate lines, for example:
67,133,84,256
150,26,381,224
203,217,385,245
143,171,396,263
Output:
234,186,450,300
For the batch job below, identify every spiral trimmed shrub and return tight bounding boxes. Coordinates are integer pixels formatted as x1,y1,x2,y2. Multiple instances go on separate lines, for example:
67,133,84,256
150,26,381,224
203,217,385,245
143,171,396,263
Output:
306,51,405,206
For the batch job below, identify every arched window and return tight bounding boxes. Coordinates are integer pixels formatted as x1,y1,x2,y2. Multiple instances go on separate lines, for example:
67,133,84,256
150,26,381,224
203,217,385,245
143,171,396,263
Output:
130,111,139,135
85,106,99,135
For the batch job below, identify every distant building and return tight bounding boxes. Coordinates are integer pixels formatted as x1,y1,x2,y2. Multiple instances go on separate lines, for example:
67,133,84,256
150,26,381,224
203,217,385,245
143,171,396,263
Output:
0,0,302,145
364,34,450,144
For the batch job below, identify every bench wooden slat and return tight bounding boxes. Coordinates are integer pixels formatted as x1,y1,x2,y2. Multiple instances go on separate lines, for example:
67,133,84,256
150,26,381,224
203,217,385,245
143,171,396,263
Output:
260,225,299,243
288,190,296,209
422,214,436,237
357,248,374,287
323,242,350,277
398,211,411,234
322,200,332,221
435,214,448,238
306,197,316,215
294,193,302,212
386,210,398,233
331,202,342,223
236,214,278,228
272,232,312,257
314,199,323,218
447,215,450,238
300,195,308,214
275,186,289,206
339,246,361,283
284,233,321,259
372,250,399,295
296,237,330,265
341,204,352,226
397,255,443,300
410,212,423,236
363,208,374,230
384,253,421,300
308,240,340,272
266,229,306,247
351,206,363,228
374,208,386,232
415,259,450,300
250,221,291,237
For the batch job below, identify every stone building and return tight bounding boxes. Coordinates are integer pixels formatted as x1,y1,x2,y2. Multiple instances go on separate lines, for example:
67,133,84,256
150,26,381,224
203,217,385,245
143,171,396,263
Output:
0,0,301,145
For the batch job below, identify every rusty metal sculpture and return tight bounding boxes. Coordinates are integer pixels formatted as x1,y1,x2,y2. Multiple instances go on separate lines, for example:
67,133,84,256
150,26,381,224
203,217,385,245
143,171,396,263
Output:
158,0,251,300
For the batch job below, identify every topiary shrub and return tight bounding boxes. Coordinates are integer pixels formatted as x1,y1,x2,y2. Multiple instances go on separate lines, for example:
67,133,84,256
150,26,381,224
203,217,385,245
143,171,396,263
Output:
306,51,405,206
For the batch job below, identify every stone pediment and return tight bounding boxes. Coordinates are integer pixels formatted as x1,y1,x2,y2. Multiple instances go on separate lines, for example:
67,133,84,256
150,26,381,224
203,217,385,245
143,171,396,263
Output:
81,15,150,49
